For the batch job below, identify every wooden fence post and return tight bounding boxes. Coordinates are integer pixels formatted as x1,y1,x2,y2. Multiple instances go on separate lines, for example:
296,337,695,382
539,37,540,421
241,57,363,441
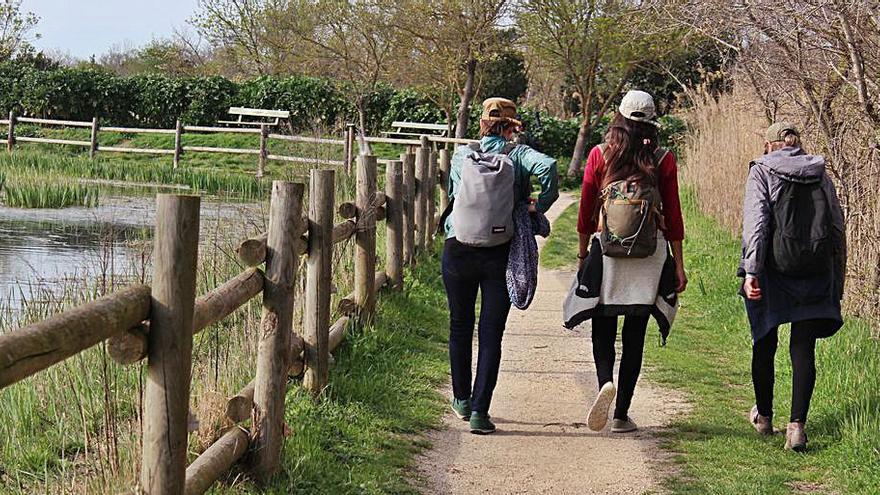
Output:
427,150,438,241
89,117,99,160
258,124,268,178
344,123,356,174
141,194,201,495
303,169,334,395
251,181,305,481
386,160,404,289
355,154,378,320
439,148,451,215
401,152,416,265
415,136,430,252
173,119,183,169
7,110,15,153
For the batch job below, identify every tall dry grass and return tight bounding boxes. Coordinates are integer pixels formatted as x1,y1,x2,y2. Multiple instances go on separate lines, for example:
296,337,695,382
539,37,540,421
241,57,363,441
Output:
681,86,880,334
680,86,766,235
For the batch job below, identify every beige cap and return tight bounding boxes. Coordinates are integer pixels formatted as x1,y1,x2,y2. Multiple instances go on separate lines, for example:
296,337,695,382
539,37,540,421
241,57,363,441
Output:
765,122,799,142
481,97,522,126
619,90,658,126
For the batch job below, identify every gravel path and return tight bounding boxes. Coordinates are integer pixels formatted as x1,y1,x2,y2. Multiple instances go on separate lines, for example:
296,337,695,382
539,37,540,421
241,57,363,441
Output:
414,193,688,495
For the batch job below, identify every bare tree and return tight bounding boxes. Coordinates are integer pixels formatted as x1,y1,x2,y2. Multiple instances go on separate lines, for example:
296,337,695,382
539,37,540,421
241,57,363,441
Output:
0,0,39,60
519,0,689,176
390,0,510,138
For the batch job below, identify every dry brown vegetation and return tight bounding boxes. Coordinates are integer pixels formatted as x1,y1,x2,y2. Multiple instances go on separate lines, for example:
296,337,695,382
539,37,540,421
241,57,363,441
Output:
673,0,880,332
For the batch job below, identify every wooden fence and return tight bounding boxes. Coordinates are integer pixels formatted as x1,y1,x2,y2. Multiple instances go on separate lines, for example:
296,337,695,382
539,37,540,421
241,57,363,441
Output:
0,112,474,179
0,151,442,494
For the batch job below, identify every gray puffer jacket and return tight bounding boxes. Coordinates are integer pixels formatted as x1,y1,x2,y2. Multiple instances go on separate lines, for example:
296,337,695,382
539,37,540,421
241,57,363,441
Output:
739,147,846,293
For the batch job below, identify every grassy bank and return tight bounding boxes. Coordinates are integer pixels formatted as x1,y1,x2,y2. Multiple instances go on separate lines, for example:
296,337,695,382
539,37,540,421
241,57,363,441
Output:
235,248,450,494
543,191,880,494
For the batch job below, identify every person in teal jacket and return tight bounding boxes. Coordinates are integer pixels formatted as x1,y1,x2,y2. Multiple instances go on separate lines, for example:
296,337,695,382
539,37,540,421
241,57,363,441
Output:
443,97,558,434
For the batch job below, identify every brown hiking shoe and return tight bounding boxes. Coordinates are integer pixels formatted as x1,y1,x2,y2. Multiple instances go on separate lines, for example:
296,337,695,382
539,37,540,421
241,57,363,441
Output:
784,422,807,452
611,417,638,433
750,405,773,435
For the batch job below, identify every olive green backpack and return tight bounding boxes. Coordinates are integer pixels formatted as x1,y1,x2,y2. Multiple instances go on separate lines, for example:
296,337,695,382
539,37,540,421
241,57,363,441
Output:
596,145,669,258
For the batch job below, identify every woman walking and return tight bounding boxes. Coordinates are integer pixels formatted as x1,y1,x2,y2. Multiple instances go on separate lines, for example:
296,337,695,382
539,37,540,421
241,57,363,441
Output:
442,97,558,434
740,123,846,451
564,90,687,433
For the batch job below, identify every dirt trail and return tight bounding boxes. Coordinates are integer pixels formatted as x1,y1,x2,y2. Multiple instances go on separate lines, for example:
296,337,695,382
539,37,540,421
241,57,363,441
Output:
414,192,688,495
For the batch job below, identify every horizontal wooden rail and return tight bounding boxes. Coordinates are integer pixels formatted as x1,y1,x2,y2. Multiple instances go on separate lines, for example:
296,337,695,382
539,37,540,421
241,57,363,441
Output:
184,125,261,134
107,268,266,364
0,119,9,125
97,145,175,155
429,136,477,145
267,154,345,166
102,126,176,135
268,134,345,145
0,285,151,389
16,116,92,127
185,426,250,495
183,145,261,155
17,136,91,147
364,136,421,146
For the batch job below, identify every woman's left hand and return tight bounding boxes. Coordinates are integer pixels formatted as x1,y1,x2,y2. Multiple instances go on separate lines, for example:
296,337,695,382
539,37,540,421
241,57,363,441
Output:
675,265,688,293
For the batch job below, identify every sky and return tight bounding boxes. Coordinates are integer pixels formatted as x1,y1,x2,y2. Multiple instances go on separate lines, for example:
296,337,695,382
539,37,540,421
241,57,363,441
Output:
26,0,201,60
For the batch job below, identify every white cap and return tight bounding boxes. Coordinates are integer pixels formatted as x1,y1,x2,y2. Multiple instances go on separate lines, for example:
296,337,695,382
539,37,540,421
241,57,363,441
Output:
618,90,658,126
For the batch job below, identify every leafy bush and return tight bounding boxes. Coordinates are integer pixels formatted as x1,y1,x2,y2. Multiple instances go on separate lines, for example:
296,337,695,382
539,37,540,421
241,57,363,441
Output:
238,75,347,132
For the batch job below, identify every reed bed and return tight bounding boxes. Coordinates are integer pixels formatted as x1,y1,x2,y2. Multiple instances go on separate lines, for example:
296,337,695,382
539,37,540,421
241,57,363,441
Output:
2,181,100,209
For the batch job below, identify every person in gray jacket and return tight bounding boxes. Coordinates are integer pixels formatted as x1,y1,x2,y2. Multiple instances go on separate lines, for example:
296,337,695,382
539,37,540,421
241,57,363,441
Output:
739,122,846,452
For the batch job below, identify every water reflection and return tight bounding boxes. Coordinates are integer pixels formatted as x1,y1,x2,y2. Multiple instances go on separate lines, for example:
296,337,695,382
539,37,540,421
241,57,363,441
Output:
0,194,265,325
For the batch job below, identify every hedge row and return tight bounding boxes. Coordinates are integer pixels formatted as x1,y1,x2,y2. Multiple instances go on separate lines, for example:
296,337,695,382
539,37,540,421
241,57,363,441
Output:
0,61,684,159
0,62,442,131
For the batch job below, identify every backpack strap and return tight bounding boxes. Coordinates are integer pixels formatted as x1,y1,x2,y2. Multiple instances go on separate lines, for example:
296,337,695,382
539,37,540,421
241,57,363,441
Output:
468,142,482,153
654,147,669,166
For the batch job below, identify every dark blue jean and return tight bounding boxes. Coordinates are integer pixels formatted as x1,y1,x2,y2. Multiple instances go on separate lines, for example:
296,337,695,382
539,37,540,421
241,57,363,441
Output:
442,238,512,414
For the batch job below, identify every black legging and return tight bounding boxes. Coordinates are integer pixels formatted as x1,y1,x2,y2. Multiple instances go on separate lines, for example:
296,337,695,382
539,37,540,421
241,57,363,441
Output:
592,315,649,420
752,320,825,423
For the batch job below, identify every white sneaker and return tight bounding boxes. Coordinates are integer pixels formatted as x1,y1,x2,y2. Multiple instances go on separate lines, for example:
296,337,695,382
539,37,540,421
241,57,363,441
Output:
588,382,616,431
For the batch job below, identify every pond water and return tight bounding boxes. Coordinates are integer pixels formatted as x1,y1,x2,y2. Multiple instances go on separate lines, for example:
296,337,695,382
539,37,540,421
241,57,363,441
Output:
0,191,266,325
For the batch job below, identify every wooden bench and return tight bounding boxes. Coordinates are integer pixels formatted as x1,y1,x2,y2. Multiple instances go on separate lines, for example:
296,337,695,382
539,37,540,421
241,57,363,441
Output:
218,107,290,128
382,121,452,138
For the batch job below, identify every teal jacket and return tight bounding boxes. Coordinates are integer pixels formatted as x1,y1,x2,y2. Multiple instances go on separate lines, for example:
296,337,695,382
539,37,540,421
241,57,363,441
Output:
445,135,559,239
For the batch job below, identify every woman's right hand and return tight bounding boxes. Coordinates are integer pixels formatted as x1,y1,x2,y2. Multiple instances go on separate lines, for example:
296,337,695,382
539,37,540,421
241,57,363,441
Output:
743,276,762,301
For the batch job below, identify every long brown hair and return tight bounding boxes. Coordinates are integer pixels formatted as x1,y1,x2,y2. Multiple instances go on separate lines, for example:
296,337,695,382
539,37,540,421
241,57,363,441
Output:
601,112,660,187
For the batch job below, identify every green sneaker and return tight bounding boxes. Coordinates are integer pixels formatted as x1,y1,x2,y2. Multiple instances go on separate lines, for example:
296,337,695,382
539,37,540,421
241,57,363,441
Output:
469,412,496,435
451,398,471,421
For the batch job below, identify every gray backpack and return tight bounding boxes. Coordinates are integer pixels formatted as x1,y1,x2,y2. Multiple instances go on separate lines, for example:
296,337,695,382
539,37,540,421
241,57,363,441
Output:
448,143,516,247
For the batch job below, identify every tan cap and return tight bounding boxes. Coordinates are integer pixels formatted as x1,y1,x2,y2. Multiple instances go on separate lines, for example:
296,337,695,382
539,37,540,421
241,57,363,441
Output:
481,97,522,126
619,90,658,126
765,122,799,142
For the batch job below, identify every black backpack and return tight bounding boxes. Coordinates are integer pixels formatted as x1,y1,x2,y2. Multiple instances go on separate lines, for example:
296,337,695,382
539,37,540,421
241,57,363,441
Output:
770,180,833,276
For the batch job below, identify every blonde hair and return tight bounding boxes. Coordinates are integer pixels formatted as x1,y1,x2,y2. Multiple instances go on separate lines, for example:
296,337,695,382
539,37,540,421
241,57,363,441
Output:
768,131,804,152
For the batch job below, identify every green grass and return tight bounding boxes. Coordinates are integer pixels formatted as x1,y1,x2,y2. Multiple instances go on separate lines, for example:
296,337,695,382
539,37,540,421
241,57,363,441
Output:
206,245,450,494
2,180,99,208
543,188,880,493
540,200,580,270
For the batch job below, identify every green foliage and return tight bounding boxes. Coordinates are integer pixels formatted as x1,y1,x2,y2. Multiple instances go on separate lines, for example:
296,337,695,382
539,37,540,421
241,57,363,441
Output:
238,75,348,132
379,87,447,129
477,50,529,103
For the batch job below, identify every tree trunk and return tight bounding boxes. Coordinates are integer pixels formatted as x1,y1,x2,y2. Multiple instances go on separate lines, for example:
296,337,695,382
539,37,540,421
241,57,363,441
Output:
567,117,592,177
455,58,478,139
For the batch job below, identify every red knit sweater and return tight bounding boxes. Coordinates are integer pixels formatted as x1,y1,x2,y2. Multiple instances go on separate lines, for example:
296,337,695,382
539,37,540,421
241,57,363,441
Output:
576,145,685,242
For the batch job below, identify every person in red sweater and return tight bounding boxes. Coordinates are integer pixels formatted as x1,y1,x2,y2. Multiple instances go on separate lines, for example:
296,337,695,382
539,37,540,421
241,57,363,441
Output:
575,90,688,433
